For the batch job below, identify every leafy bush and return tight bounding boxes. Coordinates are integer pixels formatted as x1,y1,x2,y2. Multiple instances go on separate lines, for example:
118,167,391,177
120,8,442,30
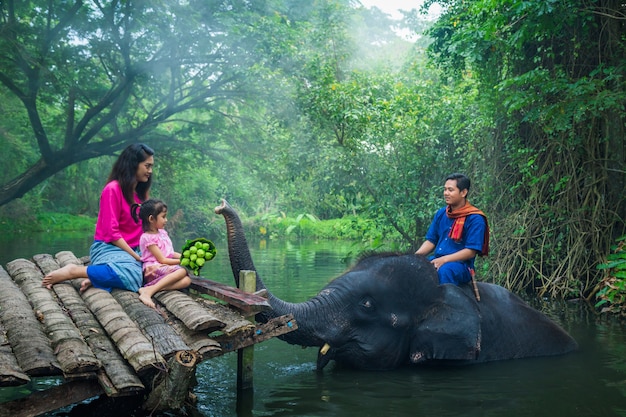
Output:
595,235,626,317
244,212,405,245
36,213,96,232
0,210,96,234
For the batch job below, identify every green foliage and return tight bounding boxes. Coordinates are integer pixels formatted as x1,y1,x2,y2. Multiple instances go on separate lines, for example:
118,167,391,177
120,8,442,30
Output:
595,235,626,317
2,0,625,309
0,210,95,234
426,0,626,301
35,213,96,232
0,0,311,206
244,211,403,244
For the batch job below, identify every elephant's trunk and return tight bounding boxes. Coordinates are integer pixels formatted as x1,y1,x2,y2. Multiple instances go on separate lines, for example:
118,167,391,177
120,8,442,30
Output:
215,199,334,348
214,199,259,289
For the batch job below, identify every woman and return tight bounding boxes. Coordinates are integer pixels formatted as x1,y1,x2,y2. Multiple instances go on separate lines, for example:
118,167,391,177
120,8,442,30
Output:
43,143,154,293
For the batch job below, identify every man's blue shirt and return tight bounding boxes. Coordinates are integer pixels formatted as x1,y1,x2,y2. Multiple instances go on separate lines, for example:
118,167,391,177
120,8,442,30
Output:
425,206,488,271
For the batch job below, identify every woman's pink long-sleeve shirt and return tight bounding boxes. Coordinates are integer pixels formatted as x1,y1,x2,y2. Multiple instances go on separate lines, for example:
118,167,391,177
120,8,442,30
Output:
94,180,143,248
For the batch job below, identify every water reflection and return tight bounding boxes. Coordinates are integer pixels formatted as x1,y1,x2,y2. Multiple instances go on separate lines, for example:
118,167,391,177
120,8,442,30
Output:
1,233,625,417
0,231,93,266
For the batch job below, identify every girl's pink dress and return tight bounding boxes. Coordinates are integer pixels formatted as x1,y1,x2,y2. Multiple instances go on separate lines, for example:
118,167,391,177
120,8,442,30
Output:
139,229,183,286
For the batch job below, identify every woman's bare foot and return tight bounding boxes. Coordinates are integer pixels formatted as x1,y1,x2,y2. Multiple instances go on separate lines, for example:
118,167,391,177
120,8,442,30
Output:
138,287,156,309
42,264,86,289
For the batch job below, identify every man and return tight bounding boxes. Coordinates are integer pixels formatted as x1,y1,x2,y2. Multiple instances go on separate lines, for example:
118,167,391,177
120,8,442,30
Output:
415,173,489,285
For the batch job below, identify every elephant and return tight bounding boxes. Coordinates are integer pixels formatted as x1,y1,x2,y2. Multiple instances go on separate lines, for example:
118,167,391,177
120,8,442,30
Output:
215,200,578,371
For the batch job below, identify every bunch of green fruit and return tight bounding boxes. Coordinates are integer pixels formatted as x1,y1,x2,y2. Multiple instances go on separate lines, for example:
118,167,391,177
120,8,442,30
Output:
179,238,217,276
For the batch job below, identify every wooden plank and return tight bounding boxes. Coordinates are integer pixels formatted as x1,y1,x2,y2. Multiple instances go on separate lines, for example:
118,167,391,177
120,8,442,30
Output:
210,314,298,357
189,277,271,315
195,299,255,335
0,379,103,417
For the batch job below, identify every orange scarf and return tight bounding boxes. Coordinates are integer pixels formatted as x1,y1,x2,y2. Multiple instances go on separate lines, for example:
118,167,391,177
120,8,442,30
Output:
447,202,490,256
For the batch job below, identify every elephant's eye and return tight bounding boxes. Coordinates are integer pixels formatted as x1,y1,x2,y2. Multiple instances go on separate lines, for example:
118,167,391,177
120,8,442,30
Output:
359,298,375,310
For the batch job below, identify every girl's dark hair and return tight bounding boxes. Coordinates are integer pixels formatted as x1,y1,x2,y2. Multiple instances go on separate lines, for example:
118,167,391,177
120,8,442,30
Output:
131,199,168,232
108,143,154,205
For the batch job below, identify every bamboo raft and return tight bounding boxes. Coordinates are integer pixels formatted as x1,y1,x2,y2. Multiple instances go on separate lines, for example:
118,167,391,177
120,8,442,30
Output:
0,250,297,416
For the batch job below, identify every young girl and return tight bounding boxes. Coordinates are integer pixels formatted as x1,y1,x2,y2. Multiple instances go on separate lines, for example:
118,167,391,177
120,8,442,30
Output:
131,199,191,308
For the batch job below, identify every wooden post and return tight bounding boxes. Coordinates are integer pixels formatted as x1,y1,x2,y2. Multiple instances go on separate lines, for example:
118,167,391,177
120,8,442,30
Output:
237,270,256,392
143,350,198,413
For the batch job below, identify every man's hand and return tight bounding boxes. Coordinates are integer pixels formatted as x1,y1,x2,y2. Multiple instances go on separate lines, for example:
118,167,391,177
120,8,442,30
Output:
415,240,435,256
431,257,446,270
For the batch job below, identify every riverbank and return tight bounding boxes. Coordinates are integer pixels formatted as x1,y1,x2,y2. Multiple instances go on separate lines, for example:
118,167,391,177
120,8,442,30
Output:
0,213,96,234
0,211,404,249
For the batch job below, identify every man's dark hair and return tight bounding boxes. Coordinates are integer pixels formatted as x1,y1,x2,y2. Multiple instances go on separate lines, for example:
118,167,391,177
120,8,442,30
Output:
446,173,471,192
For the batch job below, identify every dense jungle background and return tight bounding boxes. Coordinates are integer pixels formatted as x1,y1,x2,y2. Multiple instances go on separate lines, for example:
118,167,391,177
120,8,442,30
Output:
0,0,624,314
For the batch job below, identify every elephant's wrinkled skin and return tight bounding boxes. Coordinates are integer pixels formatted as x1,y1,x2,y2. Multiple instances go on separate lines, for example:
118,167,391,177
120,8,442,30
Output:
216,200,578,371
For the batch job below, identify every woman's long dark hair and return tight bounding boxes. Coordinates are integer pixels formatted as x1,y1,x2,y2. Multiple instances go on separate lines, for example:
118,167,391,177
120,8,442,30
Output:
107,143,154,205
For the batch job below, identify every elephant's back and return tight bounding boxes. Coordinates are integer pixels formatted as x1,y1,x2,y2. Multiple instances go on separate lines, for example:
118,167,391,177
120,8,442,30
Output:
471,282,578,361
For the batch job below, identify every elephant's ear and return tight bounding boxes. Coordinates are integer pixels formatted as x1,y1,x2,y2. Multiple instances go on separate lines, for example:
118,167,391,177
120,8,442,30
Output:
409,284,481,363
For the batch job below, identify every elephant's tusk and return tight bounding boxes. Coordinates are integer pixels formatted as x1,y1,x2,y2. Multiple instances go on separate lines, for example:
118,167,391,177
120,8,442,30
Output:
320,343,331,355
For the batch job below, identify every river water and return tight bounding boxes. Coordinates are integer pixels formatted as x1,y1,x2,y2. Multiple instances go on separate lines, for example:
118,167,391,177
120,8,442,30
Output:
0,232,625,417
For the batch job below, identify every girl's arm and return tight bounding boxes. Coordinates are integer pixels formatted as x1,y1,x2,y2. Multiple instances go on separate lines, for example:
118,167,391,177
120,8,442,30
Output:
146,244,180,265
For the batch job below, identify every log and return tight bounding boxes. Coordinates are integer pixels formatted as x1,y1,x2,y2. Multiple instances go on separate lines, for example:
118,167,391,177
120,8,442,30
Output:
7,258,101,376
154,289,225,331
55,250,88,268
189,278,271,315
0,321,30,386
32,253,71,276
143,350,198,413
162,310,222,358
80,286,166,375
20,253,142,395
50,279,144,394
111,289,189,358
0,264,61,376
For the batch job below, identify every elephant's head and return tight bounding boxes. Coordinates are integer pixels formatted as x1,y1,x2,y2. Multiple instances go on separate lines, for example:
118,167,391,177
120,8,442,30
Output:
216,200,577,370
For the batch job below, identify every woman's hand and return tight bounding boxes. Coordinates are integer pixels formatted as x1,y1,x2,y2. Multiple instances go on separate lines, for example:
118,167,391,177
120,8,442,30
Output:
111,238,141,261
